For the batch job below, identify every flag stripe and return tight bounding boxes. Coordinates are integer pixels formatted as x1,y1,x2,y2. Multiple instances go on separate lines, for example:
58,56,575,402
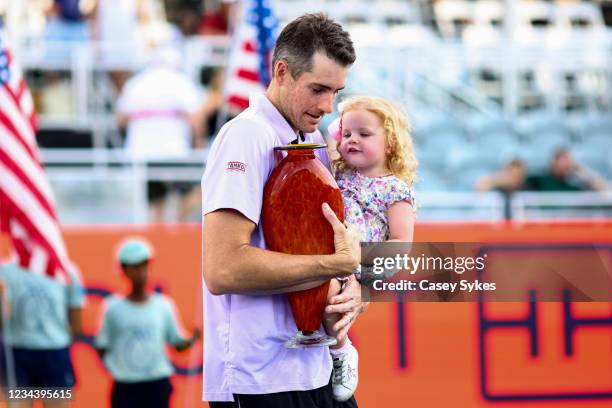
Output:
1,43,70,283
15,78,26,101
0,106,38,164
227,95,250,110
0,164,67,262
0,116,56,204
223,0,278,114
0,90,40,163
243,41,256,53
0,148,56,218
0,165,69,281
236,68,259,82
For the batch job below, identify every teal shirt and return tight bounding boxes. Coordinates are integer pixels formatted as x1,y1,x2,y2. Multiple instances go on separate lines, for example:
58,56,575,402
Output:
0,262,85,349
95,293,186,383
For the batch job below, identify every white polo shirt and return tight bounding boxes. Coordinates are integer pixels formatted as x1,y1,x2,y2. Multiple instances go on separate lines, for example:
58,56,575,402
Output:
116,66,201,160
201,93,332,401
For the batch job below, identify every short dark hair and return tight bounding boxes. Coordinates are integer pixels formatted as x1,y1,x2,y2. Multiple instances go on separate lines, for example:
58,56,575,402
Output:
271,13,356,79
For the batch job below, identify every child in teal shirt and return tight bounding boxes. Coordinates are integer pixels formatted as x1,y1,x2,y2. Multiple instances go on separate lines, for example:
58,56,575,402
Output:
95,239,200,408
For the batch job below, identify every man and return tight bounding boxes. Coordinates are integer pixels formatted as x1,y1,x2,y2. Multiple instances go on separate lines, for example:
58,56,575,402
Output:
525,148,609,191
202,13,363,408
0,261,84,408
116,47,203,223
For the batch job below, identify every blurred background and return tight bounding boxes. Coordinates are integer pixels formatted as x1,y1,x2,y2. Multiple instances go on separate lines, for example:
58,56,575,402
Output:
1,0,611,224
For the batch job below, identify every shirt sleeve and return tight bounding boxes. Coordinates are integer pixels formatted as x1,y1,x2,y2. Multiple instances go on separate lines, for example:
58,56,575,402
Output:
386,179,416,209
162,296,187,346
202,118,274,225
66,265,86,308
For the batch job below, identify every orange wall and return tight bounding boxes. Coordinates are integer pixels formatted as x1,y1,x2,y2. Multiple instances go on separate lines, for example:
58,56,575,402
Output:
2,221,611,407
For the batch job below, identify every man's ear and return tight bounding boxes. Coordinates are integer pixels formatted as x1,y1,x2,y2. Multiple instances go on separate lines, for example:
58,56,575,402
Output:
274,60,290,84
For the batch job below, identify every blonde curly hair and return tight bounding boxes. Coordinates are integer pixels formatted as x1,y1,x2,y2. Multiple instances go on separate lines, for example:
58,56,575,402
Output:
331,96,418,185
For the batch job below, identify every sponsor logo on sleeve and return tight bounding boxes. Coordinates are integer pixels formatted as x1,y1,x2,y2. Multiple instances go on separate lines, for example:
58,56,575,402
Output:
226,161,246,173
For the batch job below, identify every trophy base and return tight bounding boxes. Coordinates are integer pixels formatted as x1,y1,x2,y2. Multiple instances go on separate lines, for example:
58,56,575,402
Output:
284,330,337,349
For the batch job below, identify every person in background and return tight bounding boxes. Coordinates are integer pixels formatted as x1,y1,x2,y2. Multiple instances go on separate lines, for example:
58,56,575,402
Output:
95,238,200,408
0,261,85,408
91,0,146,92
475,159,527,219
116,46,203,223
199,0,239,35
476,159,527,193
195,67,226,141
525,148,609,191
44,0,91,59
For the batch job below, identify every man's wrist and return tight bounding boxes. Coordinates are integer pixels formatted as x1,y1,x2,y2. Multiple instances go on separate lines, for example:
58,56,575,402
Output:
319,254,355,279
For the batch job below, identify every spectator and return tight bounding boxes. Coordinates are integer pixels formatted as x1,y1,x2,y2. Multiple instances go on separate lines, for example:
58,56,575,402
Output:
116,46,203,223
476,159,527,219
525,148,609,191
44,0,91,61
0,262,85,408
195,67,226,140
91,0,146,92
199,0,239,35
476,159,527,193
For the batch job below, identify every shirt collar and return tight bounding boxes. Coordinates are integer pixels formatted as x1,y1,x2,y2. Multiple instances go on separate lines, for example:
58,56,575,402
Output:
249,93,305,145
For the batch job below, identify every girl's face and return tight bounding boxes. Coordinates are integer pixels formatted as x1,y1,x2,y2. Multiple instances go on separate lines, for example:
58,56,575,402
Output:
339,109,388,175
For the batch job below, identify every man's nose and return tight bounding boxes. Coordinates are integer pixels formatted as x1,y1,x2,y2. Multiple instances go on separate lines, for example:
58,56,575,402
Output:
318,93,334,114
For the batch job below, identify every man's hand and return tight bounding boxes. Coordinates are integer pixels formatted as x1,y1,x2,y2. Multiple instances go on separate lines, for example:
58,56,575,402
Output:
324,275,365,343
321,203,361,276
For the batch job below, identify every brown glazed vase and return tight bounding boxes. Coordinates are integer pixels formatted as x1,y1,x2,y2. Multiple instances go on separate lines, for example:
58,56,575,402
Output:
262,144,344,342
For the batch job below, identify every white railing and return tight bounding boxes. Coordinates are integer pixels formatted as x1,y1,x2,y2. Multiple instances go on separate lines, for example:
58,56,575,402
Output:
511,191,612,220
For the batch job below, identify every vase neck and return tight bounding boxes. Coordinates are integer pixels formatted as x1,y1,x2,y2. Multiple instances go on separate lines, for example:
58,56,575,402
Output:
287,149,315,159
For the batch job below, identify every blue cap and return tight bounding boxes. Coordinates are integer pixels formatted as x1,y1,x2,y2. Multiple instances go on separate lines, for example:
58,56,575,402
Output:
118,239,153,265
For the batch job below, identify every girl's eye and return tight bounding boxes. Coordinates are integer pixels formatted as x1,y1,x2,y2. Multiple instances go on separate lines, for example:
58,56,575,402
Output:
360,133,371,137
342,133,351,138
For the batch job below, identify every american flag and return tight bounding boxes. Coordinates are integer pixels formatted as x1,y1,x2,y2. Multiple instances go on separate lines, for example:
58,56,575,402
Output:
0,41,71,283
224,0,278,112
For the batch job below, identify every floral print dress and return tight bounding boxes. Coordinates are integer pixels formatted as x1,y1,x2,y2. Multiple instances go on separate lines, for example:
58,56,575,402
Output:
336,169,415,242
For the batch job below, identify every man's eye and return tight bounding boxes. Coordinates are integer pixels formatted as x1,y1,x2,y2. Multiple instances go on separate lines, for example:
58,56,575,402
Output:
312,88,323,94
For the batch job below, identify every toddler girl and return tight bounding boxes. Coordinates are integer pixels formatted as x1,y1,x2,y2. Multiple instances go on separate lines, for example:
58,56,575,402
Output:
325,96,417,401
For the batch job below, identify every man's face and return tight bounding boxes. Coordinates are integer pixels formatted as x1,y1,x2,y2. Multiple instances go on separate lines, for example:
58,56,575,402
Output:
278,52,349,133
552,152,574,177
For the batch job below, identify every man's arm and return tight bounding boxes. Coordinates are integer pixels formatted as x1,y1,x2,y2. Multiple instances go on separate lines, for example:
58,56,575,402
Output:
203,203,360,295
174,328,201,352
68,308,83,338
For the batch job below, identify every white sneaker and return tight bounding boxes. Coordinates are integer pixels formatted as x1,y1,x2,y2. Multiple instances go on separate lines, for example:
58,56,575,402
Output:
331,345,359,401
